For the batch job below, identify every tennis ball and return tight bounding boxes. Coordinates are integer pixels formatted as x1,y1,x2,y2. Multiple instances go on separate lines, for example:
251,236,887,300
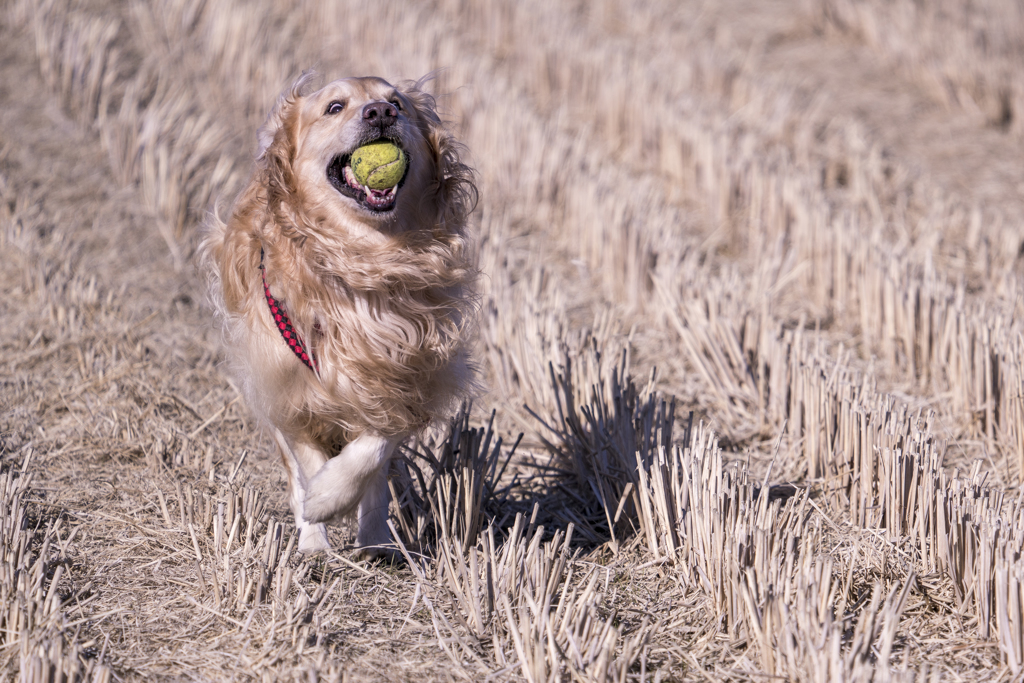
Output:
350,141,407,189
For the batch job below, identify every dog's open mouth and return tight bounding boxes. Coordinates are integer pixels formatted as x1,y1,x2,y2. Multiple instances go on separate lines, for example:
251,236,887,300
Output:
326,142,409,213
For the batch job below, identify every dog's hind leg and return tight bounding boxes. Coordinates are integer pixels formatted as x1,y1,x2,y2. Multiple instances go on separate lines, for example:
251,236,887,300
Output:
273,429,330,553
303,433,400,545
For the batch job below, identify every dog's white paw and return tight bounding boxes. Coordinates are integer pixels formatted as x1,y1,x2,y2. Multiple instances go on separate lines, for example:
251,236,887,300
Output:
303,453,364,522
303,487,356,524
297,523,330,554
303,434,397,524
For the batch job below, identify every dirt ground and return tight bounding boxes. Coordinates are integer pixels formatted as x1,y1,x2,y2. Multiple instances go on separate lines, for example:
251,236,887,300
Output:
3,0,1024,681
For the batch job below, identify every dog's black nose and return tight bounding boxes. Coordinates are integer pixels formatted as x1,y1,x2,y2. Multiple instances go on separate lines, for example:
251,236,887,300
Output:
362,101,397,128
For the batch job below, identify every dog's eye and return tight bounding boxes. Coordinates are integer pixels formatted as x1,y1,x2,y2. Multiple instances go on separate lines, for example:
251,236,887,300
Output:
325,101,345,115
390,98,403,112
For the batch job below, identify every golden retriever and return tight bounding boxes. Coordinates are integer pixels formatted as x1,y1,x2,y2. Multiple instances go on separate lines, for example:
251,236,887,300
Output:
200,73,477,556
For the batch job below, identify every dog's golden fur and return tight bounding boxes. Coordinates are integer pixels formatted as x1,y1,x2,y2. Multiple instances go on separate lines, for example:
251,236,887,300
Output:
200,73,476,554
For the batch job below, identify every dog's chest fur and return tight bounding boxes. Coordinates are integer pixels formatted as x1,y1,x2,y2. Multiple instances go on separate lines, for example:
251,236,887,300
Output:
235,234,473,445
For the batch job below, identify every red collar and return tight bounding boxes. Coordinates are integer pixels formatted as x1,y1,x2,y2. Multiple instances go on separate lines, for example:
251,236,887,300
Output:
260,249,318,374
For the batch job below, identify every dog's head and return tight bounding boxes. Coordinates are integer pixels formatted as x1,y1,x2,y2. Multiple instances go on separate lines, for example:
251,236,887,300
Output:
255,73,475,240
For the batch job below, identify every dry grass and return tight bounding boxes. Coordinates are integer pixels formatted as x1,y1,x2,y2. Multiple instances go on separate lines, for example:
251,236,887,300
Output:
3,0,1024,680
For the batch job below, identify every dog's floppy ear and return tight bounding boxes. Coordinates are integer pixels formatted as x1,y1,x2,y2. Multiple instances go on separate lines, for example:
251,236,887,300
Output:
255,71,319,212
399,80,478,233
256,70,319,162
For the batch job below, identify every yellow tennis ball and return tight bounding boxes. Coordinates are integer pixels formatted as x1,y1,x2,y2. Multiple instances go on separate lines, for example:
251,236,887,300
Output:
350,141,407,189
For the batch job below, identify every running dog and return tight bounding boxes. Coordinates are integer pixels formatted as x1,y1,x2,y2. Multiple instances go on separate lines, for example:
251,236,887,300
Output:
200,73,477,556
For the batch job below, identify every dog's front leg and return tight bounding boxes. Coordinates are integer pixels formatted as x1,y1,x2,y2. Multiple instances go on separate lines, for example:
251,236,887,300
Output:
354,464,395,559
273,429,330,553
303,434,400,551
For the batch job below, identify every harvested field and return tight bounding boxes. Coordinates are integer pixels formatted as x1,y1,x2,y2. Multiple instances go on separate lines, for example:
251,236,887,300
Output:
3,0,1024,680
